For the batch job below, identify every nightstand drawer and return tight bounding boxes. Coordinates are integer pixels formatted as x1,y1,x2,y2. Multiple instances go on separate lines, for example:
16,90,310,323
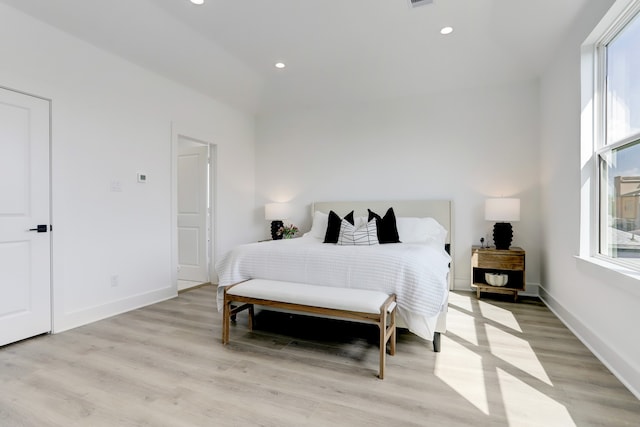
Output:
475,253,524,270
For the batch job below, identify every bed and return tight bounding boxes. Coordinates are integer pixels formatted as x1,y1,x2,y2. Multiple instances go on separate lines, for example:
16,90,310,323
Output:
215,200,453,344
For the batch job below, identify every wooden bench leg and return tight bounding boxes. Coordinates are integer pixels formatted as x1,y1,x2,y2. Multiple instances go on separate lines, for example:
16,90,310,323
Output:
378,300,397,379
247,304,255,331
379,308,387,380
222,298,231,345
223,301,255,343
389,306,396,356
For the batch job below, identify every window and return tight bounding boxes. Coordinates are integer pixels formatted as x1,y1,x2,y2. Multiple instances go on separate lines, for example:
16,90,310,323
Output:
597,6,640,266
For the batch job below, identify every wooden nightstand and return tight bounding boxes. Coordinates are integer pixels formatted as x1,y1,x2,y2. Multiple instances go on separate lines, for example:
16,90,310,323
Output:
471,246,525,301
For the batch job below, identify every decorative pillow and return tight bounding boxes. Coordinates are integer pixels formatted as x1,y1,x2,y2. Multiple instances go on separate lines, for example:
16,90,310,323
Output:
337,218,379,246
367,207,401,244
308,210,329,239
324,210,355,243
396,217,448,245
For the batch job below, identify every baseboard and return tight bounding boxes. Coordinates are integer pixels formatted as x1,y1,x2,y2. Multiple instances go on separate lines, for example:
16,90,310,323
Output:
539,286,640,400
53,287,177,334
178,282,211,293
453,277,471,291
519,283,539,297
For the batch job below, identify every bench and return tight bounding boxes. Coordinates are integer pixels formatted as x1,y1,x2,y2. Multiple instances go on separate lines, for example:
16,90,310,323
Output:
222,279,397,379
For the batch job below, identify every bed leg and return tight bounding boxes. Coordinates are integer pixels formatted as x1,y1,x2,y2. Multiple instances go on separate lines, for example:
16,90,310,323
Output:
433,332,441,352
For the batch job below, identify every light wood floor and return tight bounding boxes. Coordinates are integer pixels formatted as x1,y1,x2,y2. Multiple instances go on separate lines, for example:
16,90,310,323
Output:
1,286,638,426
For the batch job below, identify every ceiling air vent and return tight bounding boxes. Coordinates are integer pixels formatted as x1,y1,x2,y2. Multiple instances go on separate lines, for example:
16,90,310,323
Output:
408,0,434,8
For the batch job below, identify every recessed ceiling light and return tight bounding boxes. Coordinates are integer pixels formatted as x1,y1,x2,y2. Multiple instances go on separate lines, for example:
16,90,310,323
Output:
440,26,453,35
190,0,204,5
275,62,286,69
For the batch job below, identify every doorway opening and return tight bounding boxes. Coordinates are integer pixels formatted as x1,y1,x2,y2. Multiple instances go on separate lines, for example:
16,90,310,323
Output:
173,131,217,292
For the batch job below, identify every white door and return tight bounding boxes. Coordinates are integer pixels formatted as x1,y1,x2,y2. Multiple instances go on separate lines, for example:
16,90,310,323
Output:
177,142,209,283
0,87,51,347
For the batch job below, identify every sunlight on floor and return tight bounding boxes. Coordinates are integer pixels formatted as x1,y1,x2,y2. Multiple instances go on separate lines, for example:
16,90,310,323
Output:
497,368,576,427
442,293,562,420
447,306,479,346
435,336,489,415
478,300,522,332
485,324,552,386
448,292,474,312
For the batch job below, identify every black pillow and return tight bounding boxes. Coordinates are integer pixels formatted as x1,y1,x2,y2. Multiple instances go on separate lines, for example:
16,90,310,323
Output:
368,207,401,244
324,210,355,243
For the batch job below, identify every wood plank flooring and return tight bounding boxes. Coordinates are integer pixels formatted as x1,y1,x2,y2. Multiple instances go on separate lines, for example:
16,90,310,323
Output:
1,286,638,426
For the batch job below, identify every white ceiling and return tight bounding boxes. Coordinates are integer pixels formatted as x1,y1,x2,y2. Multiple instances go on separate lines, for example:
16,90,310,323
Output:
0,0,590,114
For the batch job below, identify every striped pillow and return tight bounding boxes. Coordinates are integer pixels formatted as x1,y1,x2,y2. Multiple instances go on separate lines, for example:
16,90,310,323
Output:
337,218,379,246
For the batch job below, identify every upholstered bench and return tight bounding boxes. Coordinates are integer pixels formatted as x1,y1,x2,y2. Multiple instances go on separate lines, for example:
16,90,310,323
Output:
222,279,397,379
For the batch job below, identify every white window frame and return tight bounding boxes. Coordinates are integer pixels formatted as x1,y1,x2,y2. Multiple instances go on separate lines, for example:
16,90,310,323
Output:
581,0,640,274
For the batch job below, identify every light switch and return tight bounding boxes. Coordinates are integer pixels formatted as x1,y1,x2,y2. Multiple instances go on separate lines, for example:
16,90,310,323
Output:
137,173,147,183
110,181,122,192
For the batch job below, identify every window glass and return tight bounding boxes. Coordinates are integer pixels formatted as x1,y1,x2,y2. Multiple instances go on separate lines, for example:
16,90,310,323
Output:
606,11,640,144
600,140,640,260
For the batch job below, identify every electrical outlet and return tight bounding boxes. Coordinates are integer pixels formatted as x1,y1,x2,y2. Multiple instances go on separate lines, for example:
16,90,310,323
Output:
110,275,119,287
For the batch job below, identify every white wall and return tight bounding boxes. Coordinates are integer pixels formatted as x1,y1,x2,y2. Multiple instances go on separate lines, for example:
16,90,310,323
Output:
0,4,258,332
256,82,542,292
540,0,640,397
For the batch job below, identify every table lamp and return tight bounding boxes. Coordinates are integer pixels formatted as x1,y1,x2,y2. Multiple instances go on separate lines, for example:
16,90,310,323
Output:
485,198,520,250
265,203,290,240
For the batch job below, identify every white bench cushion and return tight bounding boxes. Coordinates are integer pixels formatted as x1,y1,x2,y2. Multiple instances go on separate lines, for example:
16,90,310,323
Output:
226,279,393,314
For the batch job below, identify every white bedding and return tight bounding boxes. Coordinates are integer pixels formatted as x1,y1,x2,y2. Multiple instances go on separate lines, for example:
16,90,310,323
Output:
215,235,451,340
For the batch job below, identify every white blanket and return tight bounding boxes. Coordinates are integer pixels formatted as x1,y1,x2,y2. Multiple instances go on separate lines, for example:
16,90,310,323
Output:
215,236,451,340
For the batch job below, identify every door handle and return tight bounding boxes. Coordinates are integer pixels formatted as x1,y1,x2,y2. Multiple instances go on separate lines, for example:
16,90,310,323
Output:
28,224,48,233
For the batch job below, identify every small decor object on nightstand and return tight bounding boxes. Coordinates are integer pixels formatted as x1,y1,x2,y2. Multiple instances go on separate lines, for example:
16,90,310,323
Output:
485,272,508,287
485,198,520,250
278,224,299,239
265,202,291,240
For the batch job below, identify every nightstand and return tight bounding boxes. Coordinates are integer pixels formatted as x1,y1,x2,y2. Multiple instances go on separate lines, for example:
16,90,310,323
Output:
471,246,525,301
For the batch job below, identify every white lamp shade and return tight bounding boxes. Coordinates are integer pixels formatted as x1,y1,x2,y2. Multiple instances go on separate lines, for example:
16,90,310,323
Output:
265,203,290,220
485,198,520,222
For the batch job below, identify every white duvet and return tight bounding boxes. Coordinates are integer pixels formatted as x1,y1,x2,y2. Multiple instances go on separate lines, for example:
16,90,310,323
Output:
215,235,451,340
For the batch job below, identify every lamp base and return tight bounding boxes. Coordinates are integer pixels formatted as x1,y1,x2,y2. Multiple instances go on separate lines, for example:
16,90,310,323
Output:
270,220,283,240
493,222,513,250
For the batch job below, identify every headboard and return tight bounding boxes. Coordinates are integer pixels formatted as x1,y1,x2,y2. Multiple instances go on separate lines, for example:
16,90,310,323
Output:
311,200,454,289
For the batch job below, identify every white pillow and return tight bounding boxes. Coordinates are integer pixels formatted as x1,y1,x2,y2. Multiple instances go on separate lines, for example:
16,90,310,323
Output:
396,217,447,245
307,210,329,239
354,216,368,228
337,219,379,246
